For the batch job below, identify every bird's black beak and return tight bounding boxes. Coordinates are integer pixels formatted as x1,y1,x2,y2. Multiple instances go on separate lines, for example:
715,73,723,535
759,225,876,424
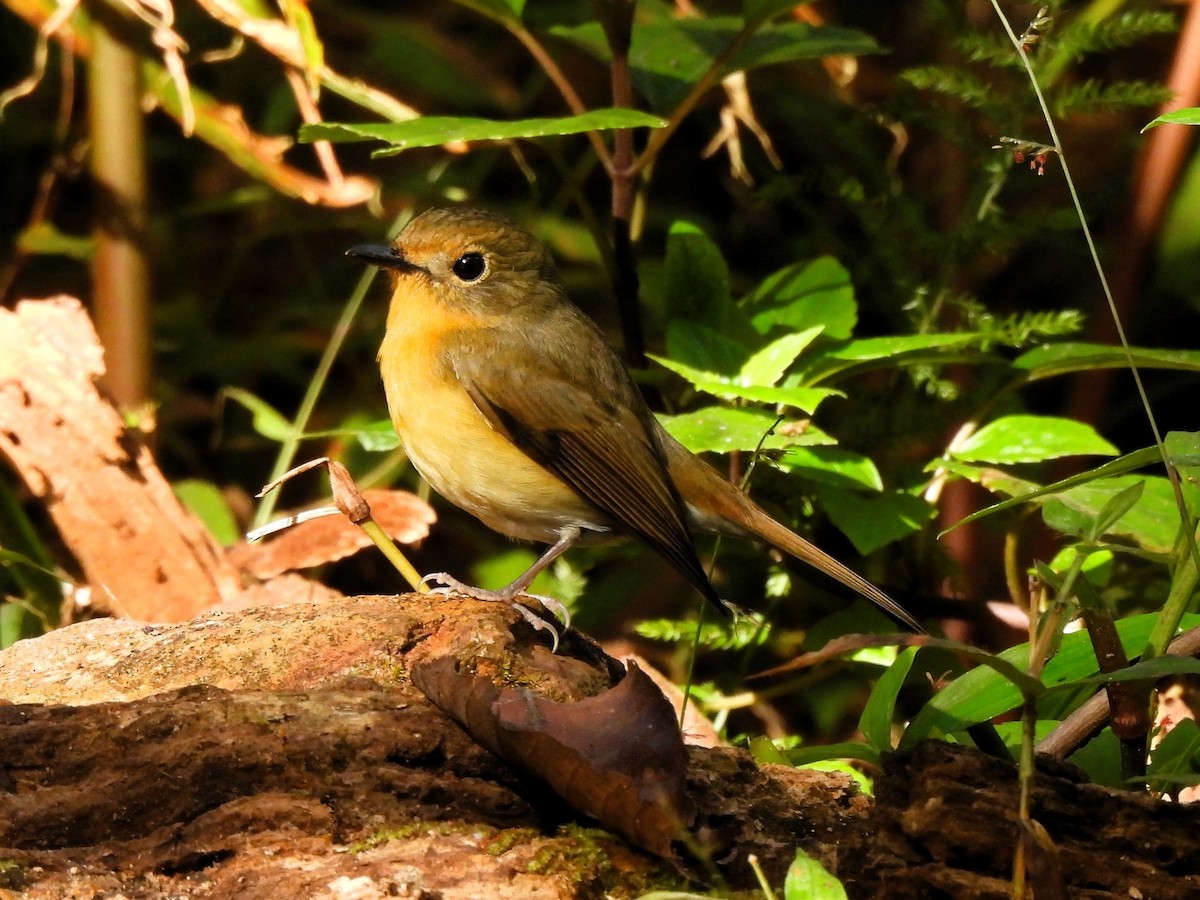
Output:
345,243,423,273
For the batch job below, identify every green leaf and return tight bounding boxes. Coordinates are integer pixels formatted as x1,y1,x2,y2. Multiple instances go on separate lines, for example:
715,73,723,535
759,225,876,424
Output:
783,848,849,900
902,613,1200,746
1149,719,1200,793
662,321,749,375
744,257,858,340
1043,475,1182,553
951,415,1118,464
663,221,735,328
1143,106,1200,131
173,479,241,547
652,354,839,412
223,388,294,442
818,487,933,555
17,221,96,261
740,328,824,385
658,407,833,455
1091,480,1146,540
778,447,883,491
860,647,919,753
798,333,983,384
938,447,1161,533
784,740,881,770
354,419,402,452
299,109,665,154
553,18,878,113
1013,342,1200,380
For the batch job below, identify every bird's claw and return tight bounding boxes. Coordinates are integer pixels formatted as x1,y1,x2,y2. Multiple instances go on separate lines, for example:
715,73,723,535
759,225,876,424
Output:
419,572,571,652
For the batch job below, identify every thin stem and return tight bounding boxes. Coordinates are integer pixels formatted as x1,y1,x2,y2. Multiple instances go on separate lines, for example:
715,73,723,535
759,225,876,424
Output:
990,1,1200,642
252,208,412,529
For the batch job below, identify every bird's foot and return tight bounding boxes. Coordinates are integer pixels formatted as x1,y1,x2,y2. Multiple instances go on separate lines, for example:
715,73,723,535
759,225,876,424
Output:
420,572,571,652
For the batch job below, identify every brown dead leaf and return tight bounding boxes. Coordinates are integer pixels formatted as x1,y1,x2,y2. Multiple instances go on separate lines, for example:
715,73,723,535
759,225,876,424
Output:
228,489,435,578
412,654,694,858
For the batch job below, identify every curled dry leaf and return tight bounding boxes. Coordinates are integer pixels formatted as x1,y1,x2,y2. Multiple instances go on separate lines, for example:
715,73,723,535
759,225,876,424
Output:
228,489,435,578
413,653,694,859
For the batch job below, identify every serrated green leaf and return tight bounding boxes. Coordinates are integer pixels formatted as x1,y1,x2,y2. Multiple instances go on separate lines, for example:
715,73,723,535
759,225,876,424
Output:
951,415,1118,464
658,407,832,454
1143,106,1200,131
783,848,849,900
299,109,665,153
1013,342,1200,380
818,487,933,555
860,647,919,753
779,446,883,491
173,479,240,547
745,257,858,339
740,327,824,385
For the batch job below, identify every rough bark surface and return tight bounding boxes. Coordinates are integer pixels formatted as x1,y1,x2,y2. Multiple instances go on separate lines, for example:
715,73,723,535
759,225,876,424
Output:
2,596,1200,898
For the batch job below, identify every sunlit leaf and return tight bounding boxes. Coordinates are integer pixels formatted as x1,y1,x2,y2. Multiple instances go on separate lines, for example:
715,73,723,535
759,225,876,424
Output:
223,387,294,442
740,328,824,385
951,415,1118,464
299,109,665,154
658,407,833,454
1013,342,1200,380
783,848,849,900
1142,106,1200,131
779,446,883,491
818,487,933,555
174,479,240,547
744,257,858,340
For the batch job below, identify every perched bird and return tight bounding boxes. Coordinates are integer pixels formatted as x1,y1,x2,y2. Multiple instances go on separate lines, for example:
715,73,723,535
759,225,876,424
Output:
348,207,921,634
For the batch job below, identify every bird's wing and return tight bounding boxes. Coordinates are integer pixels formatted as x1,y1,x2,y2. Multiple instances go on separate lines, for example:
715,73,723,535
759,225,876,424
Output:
447,323,720,605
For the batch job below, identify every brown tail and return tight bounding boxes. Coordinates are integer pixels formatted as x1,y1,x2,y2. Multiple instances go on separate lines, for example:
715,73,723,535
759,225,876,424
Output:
663,434,924,633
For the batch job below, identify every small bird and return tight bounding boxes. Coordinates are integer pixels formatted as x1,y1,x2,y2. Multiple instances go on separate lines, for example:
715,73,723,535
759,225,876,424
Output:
348,208,921,634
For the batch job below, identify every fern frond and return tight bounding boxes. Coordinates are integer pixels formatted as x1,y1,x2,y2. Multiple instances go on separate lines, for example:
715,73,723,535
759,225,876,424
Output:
1053,11,1178,60
1053,79,1174,116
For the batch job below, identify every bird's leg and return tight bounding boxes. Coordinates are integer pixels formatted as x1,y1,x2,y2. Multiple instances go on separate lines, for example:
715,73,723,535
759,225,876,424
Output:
422,526,579,649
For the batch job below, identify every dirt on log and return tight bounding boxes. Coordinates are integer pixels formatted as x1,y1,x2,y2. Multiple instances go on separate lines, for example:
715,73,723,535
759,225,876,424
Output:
0,595,1198,899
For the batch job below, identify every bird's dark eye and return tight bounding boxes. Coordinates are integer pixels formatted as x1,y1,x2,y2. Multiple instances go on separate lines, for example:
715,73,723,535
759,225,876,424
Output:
451,252,486,282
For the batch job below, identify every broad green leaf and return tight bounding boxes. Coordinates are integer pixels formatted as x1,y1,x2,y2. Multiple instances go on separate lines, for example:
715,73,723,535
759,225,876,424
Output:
658,407,833,454
1091,479,1145,539
354,419,402,452
902,613,1200,746
1042,475,1183,553
783,848,849,900
223,388,294,442
664,221,735,327
1157,149,1200,297
652,354,839,412
299,109,665,154
778,446,883,491
818,487,933,555
1149,719,1200,793
662,321,748,375
1166,431,1200,482
860,647,919,753
553,18,878,112
951,415,1118,464
173,479,240,547
744,257,858,340
1013,342,1200,380
798,333,984,384
740,327,824,385
1143,106,1200,131
937,447,1161,533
